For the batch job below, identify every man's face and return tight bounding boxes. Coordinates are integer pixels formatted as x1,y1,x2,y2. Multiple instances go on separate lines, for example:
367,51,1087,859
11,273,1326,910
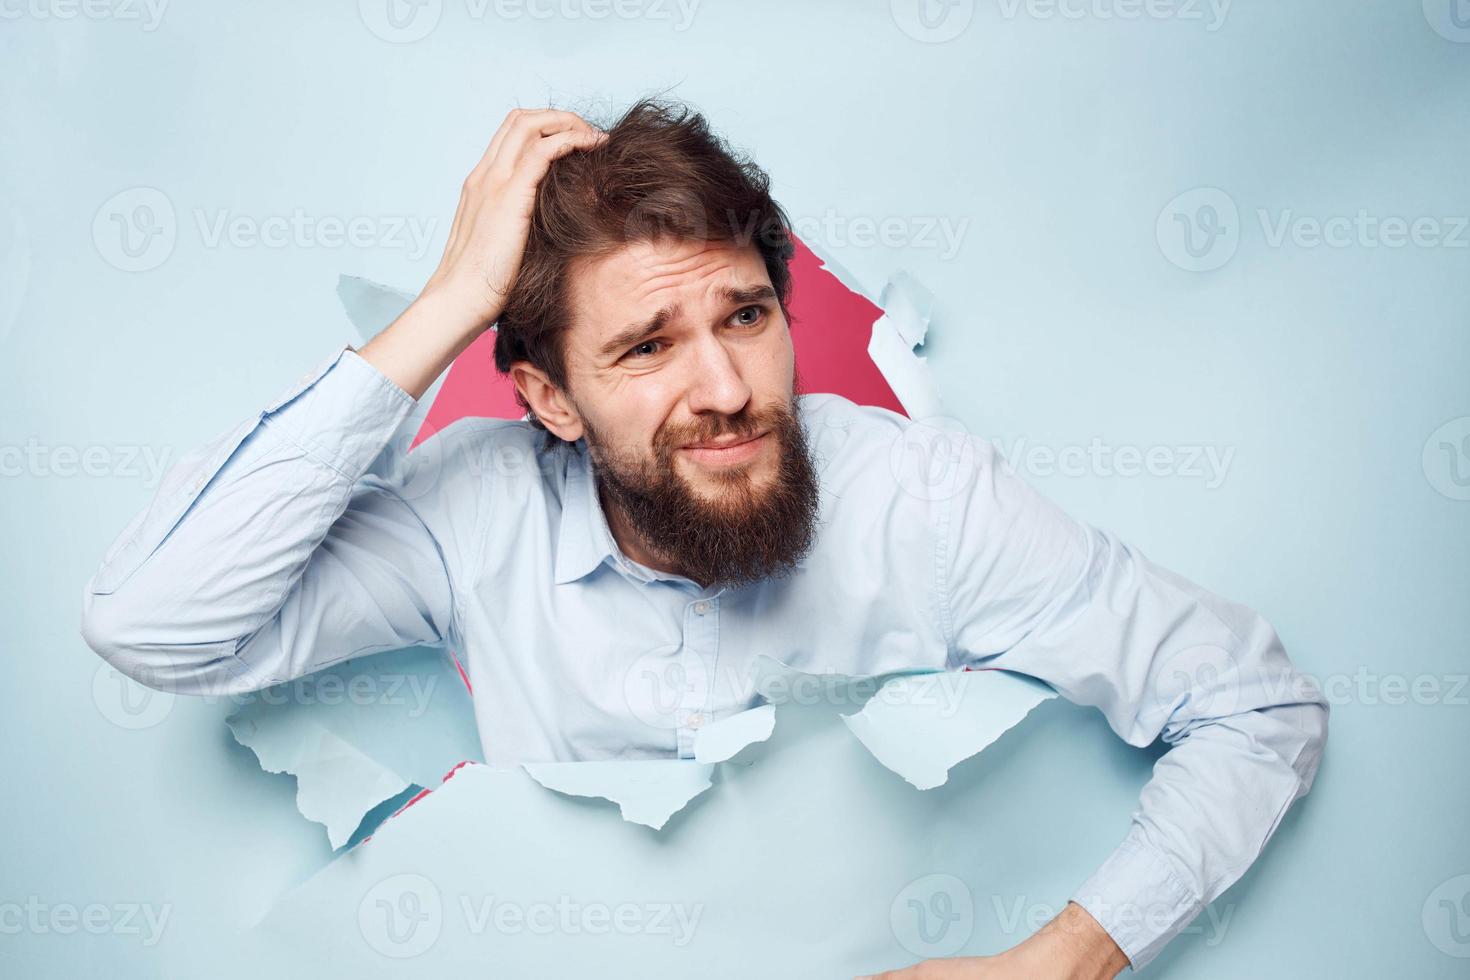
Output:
554,236,821,587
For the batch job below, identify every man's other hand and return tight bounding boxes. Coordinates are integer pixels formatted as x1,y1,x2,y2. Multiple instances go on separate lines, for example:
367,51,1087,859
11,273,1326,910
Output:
858,901,1129,980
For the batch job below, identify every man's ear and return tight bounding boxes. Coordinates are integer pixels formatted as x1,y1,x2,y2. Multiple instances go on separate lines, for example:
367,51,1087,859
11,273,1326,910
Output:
509,361,585,442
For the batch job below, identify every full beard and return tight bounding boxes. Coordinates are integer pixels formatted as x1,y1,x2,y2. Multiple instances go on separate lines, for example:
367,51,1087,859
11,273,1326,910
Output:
582,397,822,590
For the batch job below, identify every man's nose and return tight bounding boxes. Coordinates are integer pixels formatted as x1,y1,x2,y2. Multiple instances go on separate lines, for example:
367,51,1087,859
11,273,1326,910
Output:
685,337,752,418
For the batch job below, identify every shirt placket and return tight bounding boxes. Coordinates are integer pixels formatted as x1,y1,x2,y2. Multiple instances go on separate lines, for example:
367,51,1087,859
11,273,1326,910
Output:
674,595,719,759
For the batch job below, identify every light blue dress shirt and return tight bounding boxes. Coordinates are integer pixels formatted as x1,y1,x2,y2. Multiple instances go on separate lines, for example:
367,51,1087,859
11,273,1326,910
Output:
79,343,1328,970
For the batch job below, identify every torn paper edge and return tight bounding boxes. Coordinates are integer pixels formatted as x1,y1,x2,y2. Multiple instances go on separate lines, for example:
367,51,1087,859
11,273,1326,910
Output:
841,669,1058,790
798,240,945,420
407,660,1051,834
693,702,775,764
336,658,1050,840
518,705,779,830
226,712,411,850
520,760,713,831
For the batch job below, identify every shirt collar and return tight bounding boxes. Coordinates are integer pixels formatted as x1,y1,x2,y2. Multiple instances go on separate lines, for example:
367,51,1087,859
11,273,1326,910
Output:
553,440,619,585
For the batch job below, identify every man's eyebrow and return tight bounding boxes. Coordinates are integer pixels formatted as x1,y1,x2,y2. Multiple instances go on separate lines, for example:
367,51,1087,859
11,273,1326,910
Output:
597,307,675,359
722,284,778,305
596,283,779,359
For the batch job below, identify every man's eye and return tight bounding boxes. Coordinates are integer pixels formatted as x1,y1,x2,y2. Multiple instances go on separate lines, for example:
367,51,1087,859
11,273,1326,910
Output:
627,340,663,359
731,305,765,328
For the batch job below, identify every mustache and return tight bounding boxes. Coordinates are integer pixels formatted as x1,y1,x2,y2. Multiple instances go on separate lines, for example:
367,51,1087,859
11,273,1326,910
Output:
653,402,792,456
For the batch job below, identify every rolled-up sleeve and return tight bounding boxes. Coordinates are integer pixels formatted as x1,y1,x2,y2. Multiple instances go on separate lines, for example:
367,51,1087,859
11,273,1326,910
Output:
80,344,458,698
937,433,1328,971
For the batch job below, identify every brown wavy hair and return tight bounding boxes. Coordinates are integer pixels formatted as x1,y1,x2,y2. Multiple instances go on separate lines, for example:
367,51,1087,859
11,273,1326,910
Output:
492,97,796,438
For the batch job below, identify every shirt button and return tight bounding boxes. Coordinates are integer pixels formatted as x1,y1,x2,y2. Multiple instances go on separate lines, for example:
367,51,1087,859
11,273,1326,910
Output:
693,601,709,615
686,713,704,728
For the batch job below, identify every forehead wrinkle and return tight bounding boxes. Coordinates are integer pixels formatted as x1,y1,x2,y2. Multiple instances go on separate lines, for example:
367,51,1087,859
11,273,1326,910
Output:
626,249,740,305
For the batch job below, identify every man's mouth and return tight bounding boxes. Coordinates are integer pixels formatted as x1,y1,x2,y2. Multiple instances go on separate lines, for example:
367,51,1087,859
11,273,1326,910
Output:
677,430,770,468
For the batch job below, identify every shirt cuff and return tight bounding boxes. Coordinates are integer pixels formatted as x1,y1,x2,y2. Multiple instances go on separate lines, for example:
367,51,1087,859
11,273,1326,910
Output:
260,343,417,479
1070,827,1203,972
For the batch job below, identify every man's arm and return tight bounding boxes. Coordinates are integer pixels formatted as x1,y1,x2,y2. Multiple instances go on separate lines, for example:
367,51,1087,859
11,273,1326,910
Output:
81,343,458,695
80,109,606,696
931,427,1328,973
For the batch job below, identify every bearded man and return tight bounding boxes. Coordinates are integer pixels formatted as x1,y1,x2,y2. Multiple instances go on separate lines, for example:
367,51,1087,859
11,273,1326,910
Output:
81,99,1328,979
